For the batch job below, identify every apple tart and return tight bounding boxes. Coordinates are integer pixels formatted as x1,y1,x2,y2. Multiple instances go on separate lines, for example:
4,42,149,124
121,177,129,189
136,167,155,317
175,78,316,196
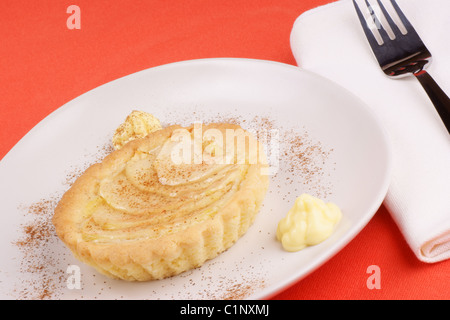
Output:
53,123,269,281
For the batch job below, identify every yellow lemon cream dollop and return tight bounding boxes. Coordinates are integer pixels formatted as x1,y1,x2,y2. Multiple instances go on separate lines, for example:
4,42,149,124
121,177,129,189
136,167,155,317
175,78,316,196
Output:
112,110,162,150
276,194,342,252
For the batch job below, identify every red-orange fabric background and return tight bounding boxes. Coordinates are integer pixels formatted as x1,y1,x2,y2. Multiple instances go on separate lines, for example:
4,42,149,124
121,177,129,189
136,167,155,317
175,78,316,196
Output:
1,0,448,300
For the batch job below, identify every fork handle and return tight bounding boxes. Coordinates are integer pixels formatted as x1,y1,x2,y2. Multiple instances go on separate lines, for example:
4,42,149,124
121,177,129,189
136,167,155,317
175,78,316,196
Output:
414,70,450,134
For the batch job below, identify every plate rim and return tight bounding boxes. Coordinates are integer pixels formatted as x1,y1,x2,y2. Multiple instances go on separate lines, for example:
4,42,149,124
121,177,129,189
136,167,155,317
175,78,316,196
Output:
1,58,392,165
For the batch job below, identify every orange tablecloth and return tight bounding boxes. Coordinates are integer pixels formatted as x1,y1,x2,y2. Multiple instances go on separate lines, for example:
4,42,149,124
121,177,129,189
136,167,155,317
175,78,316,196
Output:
1,0,448,300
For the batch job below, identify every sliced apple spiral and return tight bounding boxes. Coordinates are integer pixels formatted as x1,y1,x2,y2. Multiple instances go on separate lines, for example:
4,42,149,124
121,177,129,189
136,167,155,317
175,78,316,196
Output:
53,123,269,281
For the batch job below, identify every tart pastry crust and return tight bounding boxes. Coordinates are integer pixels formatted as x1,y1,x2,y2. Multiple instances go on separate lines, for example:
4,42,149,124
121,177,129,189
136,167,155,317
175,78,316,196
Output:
53,123,269,281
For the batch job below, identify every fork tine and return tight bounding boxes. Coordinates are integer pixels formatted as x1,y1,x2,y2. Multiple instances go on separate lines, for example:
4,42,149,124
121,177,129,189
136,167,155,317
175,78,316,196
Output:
389,0,416,34
364,0,391,43
376,0,403,38
352,0,380,49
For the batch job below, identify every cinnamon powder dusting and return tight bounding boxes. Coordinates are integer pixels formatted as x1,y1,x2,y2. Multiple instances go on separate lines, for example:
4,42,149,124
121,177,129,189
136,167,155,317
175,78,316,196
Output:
13,196,65,299
195,112,335,199
220,280,266,300
12,141,114,300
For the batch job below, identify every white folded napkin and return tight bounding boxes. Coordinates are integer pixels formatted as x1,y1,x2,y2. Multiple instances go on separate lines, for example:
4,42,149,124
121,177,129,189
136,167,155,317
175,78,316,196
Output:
290,0,450,263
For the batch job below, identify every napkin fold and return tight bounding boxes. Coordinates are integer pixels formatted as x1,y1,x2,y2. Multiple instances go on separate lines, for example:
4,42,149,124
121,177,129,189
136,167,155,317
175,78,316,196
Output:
290,0,450,263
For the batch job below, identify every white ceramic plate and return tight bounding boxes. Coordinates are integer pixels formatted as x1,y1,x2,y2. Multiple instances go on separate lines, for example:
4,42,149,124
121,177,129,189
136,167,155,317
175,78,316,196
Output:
0,58,392,300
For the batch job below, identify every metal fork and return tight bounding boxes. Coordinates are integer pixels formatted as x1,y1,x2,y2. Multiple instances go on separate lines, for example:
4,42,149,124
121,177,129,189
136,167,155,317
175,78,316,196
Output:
353,0,450,133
